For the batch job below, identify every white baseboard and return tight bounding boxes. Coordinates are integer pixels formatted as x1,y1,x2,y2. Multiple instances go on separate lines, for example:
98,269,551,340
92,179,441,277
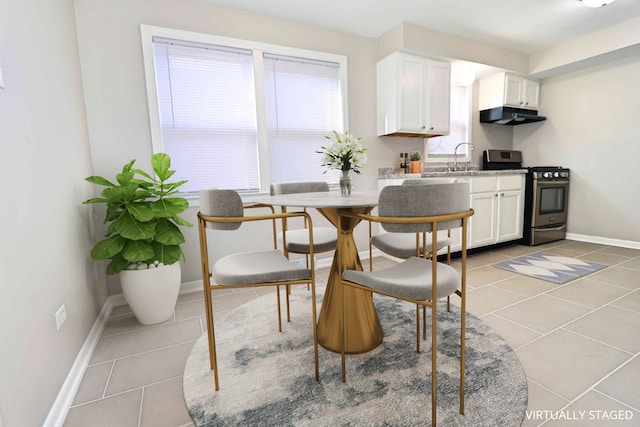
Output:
565,233,640,250
43,295,117,427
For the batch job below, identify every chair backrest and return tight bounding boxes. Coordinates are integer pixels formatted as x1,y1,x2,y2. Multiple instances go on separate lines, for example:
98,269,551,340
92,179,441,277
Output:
378,182,470,233
402,177,457,185
199,188,244,230
270,181,330,196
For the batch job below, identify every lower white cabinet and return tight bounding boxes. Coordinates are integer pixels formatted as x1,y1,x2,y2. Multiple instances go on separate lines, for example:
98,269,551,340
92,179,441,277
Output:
376,173,525,254
468,175,524,249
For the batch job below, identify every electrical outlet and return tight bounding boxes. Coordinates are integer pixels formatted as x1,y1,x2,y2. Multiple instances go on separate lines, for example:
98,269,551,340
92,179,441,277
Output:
0,56,4,89
55,304,67,331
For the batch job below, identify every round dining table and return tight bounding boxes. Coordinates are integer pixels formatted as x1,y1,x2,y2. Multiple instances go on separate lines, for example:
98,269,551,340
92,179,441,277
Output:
253,190,382,354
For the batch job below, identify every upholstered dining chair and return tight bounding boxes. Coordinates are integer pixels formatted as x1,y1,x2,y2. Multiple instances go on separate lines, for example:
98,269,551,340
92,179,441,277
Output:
197,188,319,390
270,182,338,319
270,181,338,260
369,178,458,271
339,182,473,426
370,177,460,337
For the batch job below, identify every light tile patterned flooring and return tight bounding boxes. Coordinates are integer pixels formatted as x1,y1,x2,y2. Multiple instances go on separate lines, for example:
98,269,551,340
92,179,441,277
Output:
64,240,640,426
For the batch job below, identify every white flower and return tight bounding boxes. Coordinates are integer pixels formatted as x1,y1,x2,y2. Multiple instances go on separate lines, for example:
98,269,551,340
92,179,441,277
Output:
317,130,367,174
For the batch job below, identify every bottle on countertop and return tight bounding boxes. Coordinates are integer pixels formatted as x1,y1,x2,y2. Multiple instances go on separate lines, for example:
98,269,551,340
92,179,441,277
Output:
399,153,405,174
404,153,409,174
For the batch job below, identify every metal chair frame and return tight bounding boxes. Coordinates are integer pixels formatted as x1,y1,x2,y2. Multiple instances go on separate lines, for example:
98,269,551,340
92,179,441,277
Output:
339,208,473,426
197,203,319,390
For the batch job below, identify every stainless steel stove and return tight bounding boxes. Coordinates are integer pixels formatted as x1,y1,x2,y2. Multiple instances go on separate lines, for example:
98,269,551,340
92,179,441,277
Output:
523,166,570,246
482,150,570,246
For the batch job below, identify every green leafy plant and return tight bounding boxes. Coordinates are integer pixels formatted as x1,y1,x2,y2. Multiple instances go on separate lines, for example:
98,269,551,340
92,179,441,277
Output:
83,153,193,275
409,151,422,161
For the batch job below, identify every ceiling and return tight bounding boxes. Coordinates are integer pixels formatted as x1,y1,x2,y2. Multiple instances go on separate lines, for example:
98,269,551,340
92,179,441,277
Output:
199,0,640,55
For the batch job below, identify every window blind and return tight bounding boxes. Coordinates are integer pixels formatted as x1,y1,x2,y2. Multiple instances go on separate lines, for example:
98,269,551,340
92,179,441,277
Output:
263,54,343,183
153,39,260,193
427,85,471,158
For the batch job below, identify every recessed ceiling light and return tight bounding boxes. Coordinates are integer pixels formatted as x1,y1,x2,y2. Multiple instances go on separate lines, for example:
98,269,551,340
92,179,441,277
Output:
581,0,616,8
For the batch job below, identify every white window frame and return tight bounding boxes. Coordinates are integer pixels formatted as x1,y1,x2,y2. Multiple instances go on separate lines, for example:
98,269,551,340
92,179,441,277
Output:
424,84,473,164
140,25,349,195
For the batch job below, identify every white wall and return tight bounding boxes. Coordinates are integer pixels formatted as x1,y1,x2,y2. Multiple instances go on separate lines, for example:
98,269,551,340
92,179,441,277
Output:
514,54,640,243
0,0,103,426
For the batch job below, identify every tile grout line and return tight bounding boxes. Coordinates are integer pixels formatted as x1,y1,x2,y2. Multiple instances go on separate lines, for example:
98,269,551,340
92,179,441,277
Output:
560,327,635,356
591,388,640,413
138,386,144,427
101,316,202,340
102,360,116,399
92,338,201,366
539,353,640,426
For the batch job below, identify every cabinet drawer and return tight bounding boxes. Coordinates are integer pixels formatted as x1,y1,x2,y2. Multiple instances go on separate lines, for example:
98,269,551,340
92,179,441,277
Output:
470,176,497,193
498,175,523,191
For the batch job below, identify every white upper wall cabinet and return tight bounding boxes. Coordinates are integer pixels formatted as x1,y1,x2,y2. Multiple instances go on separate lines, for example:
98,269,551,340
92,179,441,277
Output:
377,51,451,137
479,72,540,111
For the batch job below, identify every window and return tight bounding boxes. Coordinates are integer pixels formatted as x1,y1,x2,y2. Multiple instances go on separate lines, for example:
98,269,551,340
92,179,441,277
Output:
425,84,472,162
264,54,343,184
141,26,348,195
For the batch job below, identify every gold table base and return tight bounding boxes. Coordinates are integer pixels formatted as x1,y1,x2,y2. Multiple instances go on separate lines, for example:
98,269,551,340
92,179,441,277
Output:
316,206,383,354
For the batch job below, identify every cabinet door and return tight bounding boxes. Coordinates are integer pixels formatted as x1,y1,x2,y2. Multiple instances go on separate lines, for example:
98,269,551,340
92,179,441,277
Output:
523,79,540,109
469,192,497,248
503,74,524,107
398,55,425,132
425,60,450,135
497,190,523,241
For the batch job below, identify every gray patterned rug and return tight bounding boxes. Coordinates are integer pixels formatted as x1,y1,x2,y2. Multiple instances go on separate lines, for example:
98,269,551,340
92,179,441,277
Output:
183,289,528,426
494,253,607,284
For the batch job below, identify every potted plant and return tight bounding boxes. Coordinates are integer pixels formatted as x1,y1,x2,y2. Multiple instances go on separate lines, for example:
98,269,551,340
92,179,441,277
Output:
84,153,192,325
409,151,422,173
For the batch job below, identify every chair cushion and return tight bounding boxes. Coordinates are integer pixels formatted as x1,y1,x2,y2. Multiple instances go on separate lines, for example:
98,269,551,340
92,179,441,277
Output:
378,182,470,233
277,227,338,253
212,250,311,286
342,257,459,301
371,233,452,259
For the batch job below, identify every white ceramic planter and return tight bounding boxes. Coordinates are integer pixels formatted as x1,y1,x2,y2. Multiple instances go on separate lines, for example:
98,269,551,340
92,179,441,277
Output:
119,262,181,325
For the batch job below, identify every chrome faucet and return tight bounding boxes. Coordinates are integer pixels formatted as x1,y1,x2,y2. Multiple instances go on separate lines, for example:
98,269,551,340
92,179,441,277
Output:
453,142,474,171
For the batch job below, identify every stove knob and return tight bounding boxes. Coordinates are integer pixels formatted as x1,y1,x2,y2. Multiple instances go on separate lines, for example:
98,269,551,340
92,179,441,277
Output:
554,172,560,178
543,172,551,178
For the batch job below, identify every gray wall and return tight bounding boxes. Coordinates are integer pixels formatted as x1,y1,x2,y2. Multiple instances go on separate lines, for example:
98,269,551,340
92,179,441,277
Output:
0,0,103,426
514,55,640,243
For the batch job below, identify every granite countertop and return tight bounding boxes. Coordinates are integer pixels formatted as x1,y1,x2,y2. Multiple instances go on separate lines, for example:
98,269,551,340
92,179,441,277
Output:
377,167,528,179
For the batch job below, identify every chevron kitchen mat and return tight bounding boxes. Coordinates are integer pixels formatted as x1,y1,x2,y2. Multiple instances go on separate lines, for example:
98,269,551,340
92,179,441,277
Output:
494,253,607,284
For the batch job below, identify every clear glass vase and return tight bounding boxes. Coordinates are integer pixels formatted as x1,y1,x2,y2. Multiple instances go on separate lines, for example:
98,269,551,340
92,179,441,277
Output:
339,170,352,196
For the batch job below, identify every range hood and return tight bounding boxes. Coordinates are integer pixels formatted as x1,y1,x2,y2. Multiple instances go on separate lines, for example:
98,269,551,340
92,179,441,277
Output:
480,106,547,125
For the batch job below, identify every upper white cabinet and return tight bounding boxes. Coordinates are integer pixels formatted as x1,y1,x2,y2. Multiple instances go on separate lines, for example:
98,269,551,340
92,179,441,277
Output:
377,52,451,137
479,72,540,111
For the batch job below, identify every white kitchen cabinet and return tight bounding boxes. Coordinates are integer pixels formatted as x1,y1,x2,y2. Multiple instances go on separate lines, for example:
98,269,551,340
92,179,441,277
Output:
376,177,468,255
468,174,525,249
377,52,450,137
479,72,540,111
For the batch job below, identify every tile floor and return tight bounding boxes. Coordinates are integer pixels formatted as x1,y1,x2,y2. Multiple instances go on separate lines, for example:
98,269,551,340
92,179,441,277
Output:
63,240,640,426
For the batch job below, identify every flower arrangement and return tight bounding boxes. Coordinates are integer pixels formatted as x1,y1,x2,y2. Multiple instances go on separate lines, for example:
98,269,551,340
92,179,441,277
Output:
318,130,367,174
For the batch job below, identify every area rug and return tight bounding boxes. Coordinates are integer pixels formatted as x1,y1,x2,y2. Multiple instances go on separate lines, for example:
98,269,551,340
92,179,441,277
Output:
494,253,607,284
183,290,528,426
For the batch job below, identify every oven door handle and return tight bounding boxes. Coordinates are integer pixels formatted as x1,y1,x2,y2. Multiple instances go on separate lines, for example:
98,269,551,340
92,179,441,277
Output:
535,180,570,186
538,224,567,232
